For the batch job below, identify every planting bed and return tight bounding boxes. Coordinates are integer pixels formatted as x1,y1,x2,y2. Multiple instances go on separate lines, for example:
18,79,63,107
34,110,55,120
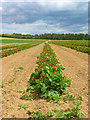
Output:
49,40,90,54
1,43,88,119
0,43,40,58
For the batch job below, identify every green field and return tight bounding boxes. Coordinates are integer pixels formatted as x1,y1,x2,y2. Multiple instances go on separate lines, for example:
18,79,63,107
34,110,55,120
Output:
0,39,46,43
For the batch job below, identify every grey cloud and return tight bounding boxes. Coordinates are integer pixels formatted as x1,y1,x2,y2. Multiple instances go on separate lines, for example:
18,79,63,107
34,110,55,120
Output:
1,2,88,34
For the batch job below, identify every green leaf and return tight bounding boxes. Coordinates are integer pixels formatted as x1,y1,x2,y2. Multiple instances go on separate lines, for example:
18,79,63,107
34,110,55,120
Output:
41,84,47,93
27,86,34,92
61,66,65,70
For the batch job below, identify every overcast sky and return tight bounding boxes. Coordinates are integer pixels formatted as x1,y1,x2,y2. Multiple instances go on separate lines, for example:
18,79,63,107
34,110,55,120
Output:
0,0,89,34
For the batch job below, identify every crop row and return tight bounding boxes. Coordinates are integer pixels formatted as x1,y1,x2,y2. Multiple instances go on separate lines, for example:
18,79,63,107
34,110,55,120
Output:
49,40,90,54
0,43,32,50
27,43,71,101
26,43,82,119
0,43,40,58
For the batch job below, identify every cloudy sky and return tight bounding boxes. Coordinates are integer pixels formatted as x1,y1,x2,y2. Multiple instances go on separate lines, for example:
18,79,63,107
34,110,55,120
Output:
0,0,89,34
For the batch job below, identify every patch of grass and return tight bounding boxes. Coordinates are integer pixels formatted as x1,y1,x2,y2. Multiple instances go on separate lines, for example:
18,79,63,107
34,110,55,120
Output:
1,39,46,43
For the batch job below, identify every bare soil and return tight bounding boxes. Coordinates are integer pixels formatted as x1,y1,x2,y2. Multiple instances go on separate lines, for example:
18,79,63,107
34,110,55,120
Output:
50,44,88,118
1,43,88,118
1,43,30,47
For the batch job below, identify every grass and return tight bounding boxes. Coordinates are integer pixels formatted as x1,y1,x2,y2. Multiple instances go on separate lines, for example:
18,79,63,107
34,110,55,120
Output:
0,39,46,43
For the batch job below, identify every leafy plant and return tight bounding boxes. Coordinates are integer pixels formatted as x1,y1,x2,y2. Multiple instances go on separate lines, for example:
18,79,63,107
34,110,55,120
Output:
18,67,23,70
27,43,71,101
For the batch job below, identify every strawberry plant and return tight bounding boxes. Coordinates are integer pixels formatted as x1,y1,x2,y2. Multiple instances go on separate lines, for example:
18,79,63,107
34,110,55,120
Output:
49,40,90,54
27,43,71,101
0,43,40,58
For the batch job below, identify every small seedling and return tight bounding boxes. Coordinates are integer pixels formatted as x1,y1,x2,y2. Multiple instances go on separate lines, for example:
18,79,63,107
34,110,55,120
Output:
11,107,14,110
10,88,13,91
18,104,27,110
18,67,23,70
2,100,4,104
11,62,15,64
0,81,4,88
12,114,16,118
17,90,22,93
52,108,58,113
9,79,14,83
56,103,59,106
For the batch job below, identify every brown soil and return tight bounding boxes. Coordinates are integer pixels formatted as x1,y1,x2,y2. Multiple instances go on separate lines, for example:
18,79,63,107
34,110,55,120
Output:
1,43,88,118
49,44,88,118
1,43,30,47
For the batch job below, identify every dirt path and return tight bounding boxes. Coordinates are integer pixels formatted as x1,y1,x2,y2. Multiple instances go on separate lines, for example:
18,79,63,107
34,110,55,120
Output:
2,43,44,118
50,44,88,118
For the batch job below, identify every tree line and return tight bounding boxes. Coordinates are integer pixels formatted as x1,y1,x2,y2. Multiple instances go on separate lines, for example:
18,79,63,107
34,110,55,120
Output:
0,33,90,40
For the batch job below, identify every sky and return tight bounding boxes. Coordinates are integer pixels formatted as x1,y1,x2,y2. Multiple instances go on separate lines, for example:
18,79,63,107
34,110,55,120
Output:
0,0,89,35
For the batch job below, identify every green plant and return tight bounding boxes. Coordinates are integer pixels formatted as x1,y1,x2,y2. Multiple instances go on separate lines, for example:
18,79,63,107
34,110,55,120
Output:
0,43,41,58
18,104,27,110
4,96,6,98
11,107,14,110
0,81,4,88
27,111,54,119
12,114,16,118
52,108,59,113
18,67,23,70
27,43,71,101
17,90,22,93
2,100,4,104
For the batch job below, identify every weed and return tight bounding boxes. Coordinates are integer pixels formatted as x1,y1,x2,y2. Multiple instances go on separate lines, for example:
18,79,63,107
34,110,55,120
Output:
18,104,27,110
18,67,23,70
0,81,4,88
11,107,14,110
17,90,22,93
2,100,4,104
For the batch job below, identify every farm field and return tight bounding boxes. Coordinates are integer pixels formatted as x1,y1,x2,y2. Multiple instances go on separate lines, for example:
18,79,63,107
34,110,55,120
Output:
0,38,46,43
0,37,47,41
0,40,46,58
49,40,90,54
1,41,88,119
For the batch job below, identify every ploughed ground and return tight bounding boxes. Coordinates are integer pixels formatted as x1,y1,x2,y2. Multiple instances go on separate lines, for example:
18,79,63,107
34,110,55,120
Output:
50,44,88,118
1,43,88,118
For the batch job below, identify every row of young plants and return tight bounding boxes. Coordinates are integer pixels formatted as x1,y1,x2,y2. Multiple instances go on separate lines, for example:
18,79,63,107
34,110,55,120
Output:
25,43,83,119
0,43,30,50
0,43,40,58
49,40,90,54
